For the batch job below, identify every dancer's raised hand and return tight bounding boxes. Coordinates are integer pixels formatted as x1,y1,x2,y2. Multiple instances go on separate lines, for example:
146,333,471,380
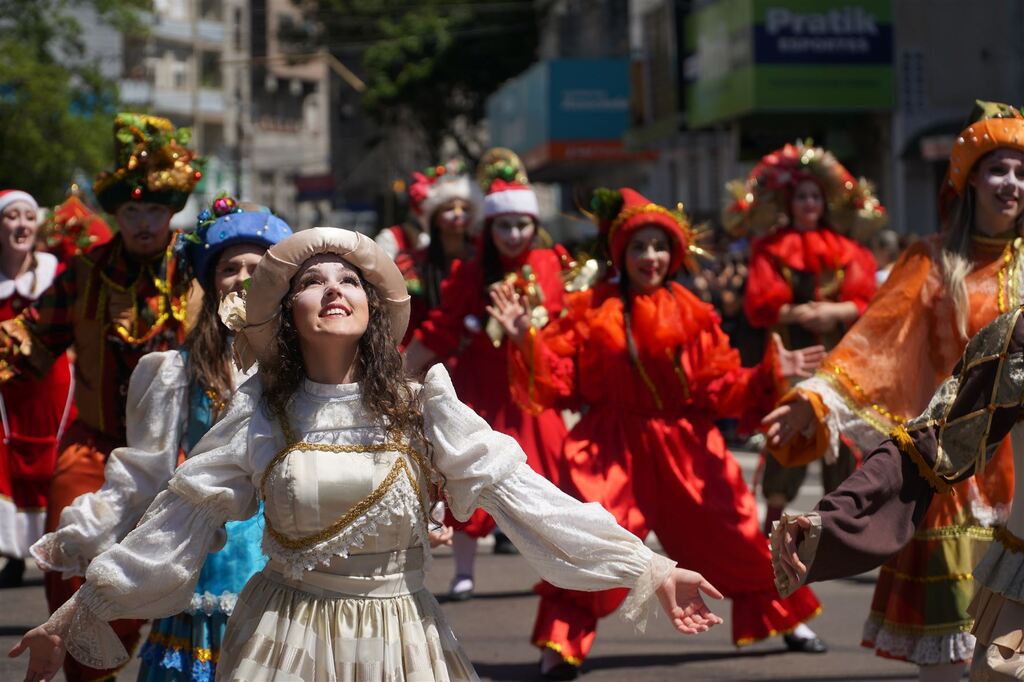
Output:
486,281,531,347
8,624,65,682
655,568,724,634
772,333,825,380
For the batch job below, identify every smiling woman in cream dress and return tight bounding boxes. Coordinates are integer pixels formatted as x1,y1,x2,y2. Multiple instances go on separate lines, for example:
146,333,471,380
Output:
12,227,724,682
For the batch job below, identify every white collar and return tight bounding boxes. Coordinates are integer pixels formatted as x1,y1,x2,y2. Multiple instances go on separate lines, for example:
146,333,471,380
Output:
0,252,58,301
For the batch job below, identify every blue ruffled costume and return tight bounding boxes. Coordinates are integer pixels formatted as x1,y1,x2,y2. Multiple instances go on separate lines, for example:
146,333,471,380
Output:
137,365,267,682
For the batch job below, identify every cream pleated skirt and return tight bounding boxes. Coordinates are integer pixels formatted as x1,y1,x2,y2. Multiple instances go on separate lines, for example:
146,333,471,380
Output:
216,550,479,681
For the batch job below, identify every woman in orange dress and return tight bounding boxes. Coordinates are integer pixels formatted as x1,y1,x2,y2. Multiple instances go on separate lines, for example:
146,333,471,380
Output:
726,142,882,533
764,101,1023,682
491,188,827,680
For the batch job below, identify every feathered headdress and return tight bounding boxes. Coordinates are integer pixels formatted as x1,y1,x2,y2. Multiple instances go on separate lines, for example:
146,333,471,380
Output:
722,140,886,241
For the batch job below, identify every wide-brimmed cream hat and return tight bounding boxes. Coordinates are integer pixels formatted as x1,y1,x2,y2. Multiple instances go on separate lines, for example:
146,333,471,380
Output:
229,227,410,370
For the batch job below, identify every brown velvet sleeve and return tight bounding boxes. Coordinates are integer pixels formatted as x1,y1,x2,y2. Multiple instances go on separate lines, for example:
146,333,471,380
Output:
804,438,935,583
803,308,1024,584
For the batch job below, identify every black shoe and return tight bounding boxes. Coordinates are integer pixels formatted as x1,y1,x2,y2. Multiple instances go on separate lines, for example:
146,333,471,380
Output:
493,532,519,555
0,558,25,588
540,660,579,681
784,633,828,653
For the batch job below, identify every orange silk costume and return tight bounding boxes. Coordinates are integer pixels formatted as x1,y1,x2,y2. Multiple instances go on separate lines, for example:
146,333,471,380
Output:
772,234,1017,663
512,280,822,663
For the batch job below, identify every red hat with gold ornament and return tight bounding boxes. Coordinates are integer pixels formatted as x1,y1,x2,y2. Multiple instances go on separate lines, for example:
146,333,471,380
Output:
589,187,698,276
43,188,113,261
92,113,204,215
722,140,887,241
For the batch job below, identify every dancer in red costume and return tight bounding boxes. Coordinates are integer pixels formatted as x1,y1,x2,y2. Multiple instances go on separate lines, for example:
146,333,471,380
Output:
0,190,77,588
375,160,483,346
405,175,569,600
490,188,828,679
725,142,883,533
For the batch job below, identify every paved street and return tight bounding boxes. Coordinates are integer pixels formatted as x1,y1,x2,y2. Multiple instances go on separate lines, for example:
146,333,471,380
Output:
0,450,922,681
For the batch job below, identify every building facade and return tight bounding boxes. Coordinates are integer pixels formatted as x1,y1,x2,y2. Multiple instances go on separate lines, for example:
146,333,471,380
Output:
627,0,1024,235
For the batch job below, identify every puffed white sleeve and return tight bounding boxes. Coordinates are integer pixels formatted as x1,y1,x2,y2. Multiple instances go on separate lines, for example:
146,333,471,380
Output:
31,351,189,577
421,365,675,631
39,376,262,671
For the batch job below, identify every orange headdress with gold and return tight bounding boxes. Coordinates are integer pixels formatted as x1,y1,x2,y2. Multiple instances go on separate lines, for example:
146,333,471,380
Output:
946,100,1024,195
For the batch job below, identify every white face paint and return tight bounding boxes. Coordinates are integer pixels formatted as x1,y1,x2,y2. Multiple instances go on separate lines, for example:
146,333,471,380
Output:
970,149,1024,236
490,214,535,259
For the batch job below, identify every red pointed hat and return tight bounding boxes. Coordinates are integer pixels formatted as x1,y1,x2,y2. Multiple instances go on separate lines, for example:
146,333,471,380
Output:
592,187,692,275
43,193,113,261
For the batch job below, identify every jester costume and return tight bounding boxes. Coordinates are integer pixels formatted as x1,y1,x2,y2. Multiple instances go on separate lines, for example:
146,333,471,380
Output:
0,114,200,681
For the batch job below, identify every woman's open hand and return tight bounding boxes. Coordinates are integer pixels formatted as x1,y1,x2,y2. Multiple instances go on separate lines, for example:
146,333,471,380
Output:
772,333,825,380
486,282,532,348
8,624,65,682
655,568,724,635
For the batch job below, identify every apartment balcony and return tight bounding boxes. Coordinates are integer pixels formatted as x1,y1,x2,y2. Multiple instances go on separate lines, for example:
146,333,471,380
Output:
149,14,225,47
118,80,226,118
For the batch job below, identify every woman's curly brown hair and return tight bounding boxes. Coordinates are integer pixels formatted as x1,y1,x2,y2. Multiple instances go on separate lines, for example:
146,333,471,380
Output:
260,274,437,480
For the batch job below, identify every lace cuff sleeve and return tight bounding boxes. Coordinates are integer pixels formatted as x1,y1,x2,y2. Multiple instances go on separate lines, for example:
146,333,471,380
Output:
619,553,678,633
30,533,88,579
44,592,129,670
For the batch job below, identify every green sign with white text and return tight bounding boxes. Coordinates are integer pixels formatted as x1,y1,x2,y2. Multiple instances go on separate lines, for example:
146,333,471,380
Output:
686,0,892,127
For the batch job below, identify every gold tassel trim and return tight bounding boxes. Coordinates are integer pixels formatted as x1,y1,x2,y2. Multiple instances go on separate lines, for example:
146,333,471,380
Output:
891,425,953,495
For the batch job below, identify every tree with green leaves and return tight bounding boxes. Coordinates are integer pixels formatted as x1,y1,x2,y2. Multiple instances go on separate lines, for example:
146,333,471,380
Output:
0,0,147,205
291,0,539,160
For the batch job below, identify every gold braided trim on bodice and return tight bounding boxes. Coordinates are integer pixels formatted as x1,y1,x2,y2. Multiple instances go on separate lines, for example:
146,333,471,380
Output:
259,413,436,552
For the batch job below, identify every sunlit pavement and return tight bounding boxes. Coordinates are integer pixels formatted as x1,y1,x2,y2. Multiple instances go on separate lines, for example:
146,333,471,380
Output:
0,449,921,681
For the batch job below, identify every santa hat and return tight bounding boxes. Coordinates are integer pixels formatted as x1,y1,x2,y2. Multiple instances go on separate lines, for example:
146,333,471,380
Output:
484,179,539,220
0,190,38,215
408,160,483,230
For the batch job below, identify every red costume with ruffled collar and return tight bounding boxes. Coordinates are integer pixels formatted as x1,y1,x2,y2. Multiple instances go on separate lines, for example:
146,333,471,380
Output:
745,225,877,347
511,280,821,663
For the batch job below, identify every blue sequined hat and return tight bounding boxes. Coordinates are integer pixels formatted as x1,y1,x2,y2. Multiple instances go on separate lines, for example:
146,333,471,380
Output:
181,195,293,290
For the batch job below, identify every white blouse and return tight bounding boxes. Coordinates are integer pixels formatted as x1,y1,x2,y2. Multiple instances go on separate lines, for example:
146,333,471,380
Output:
31,351,255,578
50,364,675,668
